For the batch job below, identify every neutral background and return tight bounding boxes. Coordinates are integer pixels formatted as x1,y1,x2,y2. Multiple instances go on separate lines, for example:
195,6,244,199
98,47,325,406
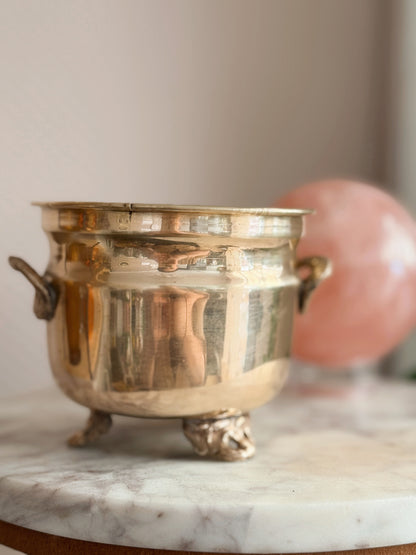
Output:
1,0,415,397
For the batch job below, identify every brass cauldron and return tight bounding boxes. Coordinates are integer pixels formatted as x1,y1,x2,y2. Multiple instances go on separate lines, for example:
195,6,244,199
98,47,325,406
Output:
9,203,331,461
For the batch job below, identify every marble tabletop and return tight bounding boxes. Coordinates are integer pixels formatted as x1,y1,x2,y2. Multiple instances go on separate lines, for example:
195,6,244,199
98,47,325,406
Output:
1,380,416,553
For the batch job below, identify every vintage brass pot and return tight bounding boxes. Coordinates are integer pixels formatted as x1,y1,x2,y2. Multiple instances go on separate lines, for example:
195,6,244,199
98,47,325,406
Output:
9,203,331,461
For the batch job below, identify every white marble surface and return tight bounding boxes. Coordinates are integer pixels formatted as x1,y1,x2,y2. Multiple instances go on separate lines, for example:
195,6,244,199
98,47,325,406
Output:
1,381,416,553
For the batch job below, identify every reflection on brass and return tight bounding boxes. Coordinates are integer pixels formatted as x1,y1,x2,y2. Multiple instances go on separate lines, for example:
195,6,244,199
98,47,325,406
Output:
51,359,289,418
136,286,209,390
183,411,254,461
67,409,112,447
296,256,332,313
9,203,331,460
139,244,211,273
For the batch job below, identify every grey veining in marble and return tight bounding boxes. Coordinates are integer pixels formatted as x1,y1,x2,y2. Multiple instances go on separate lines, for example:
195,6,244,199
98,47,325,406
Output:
1,380,416,553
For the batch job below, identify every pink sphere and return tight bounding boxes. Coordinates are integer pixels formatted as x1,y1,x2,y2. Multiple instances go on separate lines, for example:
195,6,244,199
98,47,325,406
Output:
276,179,416,367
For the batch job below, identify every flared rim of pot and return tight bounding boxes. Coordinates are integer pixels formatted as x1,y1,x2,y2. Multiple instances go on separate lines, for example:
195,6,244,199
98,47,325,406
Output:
32,201,313,217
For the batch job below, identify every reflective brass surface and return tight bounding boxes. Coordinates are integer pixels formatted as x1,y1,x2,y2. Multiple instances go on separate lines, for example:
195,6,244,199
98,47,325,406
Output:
67,409,112,447
183,410,254,461
10,203,330,425
296,256,333,313
8,256,57,320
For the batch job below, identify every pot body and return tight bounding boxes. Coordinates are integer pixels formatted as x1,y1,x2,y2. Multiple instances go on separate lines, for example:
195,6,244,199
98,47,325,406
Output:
16,204,322,418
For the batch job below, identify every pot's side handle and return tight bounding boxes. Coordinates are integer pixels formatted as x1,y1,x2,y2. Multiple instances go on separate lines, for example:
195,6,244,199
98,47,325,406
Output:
296,256,332,313
8,256,57,320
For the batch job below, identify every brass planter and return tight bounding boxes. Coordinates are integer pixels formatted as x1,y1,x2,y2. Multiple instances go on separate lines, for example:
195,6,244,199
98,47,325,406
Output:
9,203,331,461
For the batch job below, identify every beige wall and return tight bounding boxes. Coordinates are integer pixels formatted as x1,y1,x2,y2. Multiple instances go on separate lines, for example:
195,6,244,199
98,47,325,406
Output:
0,0,388,395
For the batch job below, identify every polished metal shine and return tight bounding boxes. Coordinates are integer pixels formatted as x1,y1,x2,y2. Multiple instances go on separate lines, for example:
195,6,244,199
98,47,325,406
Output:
10,203,330,460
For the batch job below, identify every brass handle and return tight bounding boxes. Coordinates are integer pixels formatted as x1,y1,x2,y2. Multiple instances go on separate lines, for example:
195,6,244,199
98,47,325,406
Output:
9,256,57,320
296,256,332,313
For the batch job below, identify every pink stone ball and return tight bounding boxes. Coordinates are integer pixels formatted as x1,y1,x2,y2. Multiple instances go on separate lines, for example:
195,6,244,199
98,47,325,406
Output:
275,179,416,367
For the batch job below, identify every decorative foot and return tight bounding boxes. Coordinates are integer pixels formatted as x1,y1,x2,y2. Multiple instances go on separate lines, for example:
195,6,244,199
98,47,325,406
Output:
67,410,112,447
183,410,255,461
